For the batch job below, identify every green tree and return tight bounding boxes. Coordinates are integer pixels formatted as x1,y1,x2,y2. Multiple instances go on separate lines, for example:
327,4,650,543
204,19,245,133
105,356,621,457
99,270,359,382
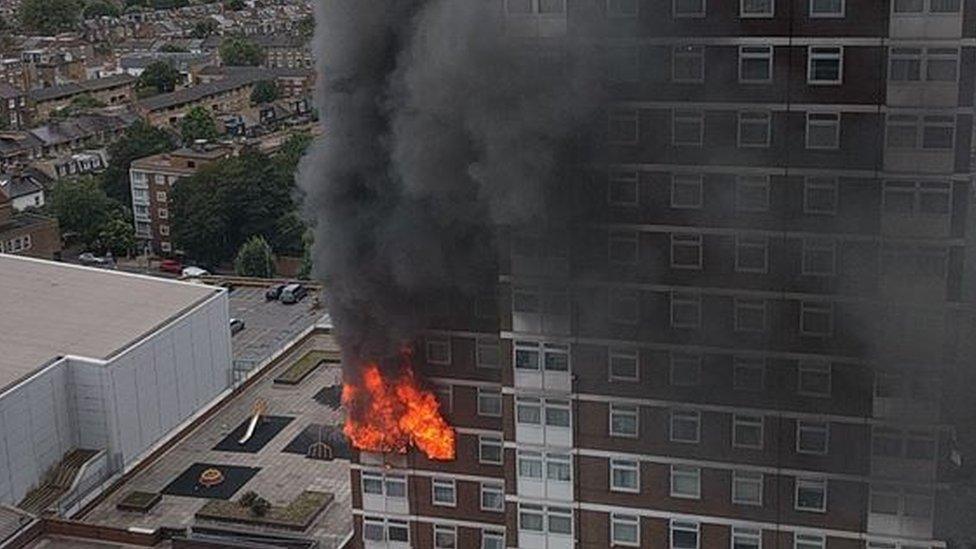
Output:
249,80,278,105
296,14,314,40
298,232,313,280
158,43,187,53
219,36,265,67
97,216,136,256
135,61,180,97
19,0,81,35
83,1,120,18
51,94,105,118
234,235,275,278
48,176,121,247
101,120,176,207
171,149,298,265
190,18,217,38
223,0,245,11
179,106,219,145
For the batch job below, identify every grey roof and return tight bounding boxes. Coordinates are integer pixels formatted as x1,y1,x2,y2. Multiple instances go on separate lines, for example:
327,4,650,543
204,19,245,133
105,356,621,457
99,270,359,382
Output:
196,65,313,79
119,52,211,71
28,74,136,103
0,133,42,158
0,254,222,392
0,173,43,199
0,83,21,100
251,34,307,49
138,74,259,111
28,112,136,146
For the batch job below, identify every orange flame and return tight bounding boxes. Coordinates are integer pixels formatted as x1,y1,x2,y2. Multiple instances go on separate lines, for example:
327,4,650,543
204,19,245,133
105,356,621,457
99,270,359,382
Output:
342,360,456,461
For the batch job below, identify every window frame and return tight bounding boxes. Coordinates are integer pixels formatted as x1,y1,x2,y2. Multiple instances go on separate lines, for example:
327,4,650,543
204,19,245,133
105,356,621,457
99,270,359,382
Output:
733,413,765,449
670,291,702,329
737,110,772,148
670,352,702,387
610,403,640,438
669,464,701,499
732,470,764,506
479,435,503,465
805,112,841,150
480,482,505,512
672,108,705,147
671,173,704,209
611,513,641,547
608,169,639,207
734,235,769,274
477,387,503,417
670,519,700,549
809,0,844,17
673,0,706,18
670,409,701,443
800,301,834,337
796,420,830,455
672,44,705,84
670,233,703,270
807,46,844,85
797,360,832,397
609,346,640,381
738,45,774,83
431,477,457,507
426,336,452,365
795,478,828,513
801,237,836,277
740,0,774,17
610,458,641,493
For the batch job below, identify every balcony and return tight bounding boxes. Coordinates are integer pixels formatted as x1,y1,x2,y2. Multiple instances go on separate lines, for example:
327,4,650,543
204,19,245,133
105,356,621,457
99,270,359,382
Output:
889,11,962,39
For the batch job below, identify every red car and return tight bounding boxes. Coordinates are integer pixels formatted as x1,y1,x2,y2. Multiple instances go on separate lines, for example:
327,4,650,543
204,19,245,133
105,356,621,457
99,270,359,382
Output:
159,259,183,274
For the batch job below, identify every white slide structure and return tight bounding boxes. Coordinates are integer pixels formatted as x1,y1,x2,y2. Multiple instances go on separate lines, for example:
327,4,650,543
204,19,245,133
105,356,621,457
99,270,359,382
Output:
238,399,267,445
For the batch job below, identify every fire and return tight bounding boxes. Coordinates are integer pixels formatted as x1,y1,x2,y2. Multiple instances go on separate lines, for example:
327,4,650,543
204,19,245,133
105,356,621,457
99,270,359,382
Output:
342,358,456,461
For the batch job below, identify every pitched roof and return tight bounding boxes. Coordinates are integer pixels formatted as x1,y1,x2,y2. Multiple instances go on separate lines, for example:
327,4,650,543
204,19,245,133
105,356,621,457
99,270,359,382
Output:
28,74,136,103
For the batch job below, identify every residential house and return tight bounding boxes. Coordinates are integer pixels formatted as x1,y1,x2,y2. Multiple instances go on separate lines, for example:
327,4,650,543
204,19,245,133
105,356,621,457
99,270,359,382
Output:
29,74,136,120
0,187,59,259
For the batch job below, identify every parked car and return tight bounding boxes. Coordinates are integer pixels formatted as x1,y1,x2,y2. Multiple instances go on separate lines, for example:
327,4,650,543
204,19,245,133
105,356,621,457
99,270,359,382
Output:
230,318,245,335
265,283,286,301
159,259,183,274
279,283,308,304
181,266,210,278
78,252,109,266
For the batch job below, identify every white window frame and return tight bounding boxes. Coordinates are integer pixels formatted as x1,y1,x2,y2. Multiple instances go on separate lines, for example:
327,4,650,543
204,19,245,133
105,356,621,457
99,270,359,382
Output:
611,513,640,547
477,387,502,417
809,0,844,17
609,347,639,381
738,45,773,83
807,46,843,85
515,340,541,371
426,336,451,365
670,291,701,329
670,520,700,549
800,301,833,337
797,360,832,397
670,352,701,386
479,435,503,465
734,235,769,274
518,503,545,532
672,45,705,83
480,482,505,512
795,533,826,549
732,527,763,549
734,298,767,333
801,238,836,277
610,403,639,438
740,0,774,17
670,464,701,499
476,337,501,369
795,478,827,513
805,112,841,149
481,530,505,549
610,458,640,493
432,477,456,507
732,470,764,506
670,409,701,443
670,233,703,269
796,420,830,455
803,176,838,214
608,169,639,206
673,0,706,18
671,173,704,209
737,111,771,148
733,414,765,449
672,109,704,147
434,525,457,549
892,0,961,15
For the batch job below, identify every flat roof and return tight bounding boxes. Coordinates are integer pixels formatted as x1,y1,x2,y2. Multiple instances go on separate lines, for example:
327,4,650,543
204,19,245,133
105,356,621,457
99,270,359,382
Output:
0,255,221,392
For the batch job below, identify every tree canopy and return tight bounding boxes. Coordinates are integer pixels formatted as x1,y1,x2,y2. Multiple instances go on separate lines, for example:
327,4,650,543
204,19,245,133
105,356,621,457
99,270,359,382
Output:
48,176,126,250
101,120,176,207
171,149,300,266
219,36,265,67
190,18,217,38
234,235,276,278
250,80,279,105
135,61,180,97
179,106,219,145
82,1,120,18
19,0,81,35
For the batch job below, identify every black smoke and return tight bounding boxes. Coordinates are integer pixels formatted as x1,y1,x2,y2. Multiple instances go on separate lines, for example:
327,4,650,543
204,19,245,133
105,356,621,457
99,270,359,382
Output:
298,0,603,379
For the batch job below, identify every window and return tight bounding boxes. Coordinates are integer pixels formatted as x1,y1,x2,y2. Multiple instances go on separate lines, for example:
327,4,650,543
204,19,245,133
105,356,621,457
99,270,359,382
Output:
545,399,571,428
739,46,773,83
547,453,572,482
922,115,955,149
363,517,409,543
741,0,773,16
477,338,501,369
610,459,640,492
886,114,918,148
608,0,639,17
362,471,383,495
725,528,763,549
670,291,701,329
426,336,451,365
479,435,503,464
363,517,384,542
806,112,840,149
609,169,639,206
733,357,765,391
808,46,843,84
159,224,171,237
810,0,843,16
882,181,951,215
733,414,764,449
894,0,959,13
738,111,771,147
795,478,827,512
926,47,959,81
673,109,704,146
611,513,640,546
609,289,640,324
434,525,457,549
673,45,704,83
609,347,638,381
517,397,542,425
478,387,502,417
798,361,832,397
482,530,504,549
610,404,639,437
515,340,540,371
434,384,452,413
548,506,573,536
734,298,766,333
673,0,705,17
795,534,825,549
735,236,768,274
609,46,639,82
609,110,639,143
157,208,169,219
797,421,830,454
156,190,167,201
732,471,764,505
800,301,833,336
736,176,770,212
670,465,701,499
670,409,700,443
670,352,701,386
671,520,700,549
671,173,703,209
609,231,639,265
801,238,836,276
518,450,543,479
519,503,544,532
430,478,457,507
671,233,702,269
870,484,934,521
890,47,921,81
480,482,504,512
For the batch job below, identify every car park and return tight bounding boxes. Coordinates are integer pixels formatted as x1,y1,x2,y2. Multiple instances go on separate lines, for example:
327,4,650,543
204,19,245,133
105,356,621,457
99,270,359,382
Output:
265,284,286,301
159,259,183,274
181,266,210,278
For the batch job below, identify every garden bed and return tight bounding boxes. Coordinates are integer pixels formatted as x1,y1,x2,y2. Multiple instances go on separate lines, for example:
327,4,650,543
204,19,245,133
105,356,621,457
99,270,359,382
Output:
116,491,161,513
273,350,340,385
196,490,334,531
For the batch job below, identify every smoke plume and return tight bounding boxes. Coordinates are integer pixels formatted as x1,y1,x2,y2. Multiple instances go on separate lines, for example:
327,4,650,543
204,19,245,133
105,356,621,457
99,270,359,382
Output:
299,0,603,378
